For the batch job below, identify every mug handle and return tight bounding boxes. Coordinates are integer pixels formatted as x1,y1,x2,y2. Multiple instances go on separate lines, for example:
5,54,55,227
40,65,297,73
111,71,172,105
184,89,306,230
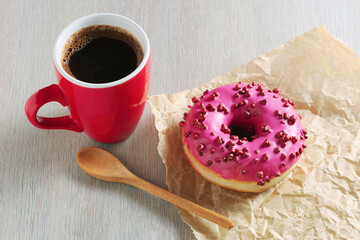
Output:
25,84,83,132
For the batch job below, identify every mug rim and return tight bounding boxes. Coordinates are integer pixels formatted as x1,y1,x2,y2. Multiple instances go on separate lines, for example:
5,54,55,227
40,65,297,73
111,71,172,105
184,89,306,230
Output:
53,13,150,89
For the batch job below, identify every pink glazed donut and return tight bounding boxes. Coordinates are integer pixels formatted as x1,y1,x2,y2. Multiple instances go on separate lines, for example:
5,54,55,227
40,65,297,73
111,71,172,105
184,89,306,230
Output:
180,82,307,192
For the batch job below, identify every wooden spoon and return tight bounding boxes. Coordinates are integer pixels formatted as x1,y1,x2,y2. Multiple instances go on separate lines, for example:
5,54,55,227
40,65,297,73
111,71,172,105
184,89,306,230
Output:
77,147,234,230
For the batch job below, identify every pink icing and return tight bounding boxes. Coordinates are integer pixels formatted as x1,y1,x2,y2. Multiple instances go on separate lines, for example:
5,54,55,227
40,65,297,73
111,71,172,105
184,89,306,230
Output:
181,83,307,186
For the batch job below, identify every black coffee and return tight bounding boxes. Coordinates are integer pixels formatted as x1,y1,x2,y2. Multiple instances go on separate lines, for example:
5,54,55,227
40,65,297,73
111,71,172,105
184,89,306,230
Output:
61,25,144,84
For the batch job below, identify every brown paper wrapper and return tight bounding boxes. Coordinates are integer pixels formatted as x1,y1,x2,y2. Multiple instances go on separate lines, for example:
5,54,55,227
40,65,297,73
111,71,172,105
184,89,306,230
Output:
148,26,360,239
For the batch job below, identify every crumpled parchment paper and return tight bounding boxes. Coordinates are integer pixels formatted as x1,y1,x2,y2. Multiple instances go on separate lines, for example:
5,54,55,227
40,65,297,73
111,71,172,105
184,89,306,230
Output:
148,26,360,239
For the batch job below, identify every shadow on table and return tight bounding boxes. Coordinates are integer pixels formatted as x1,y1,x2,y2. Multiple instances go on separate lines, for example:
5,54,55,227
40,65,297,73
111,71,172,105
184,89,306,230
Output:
12,104,194,239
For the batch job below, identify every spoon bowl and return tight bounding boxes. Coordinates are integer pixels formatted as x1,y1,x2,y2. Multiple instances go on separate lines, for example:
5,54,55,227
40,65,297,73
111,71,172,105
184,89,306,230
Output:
77,147,133,182
77,147,234,230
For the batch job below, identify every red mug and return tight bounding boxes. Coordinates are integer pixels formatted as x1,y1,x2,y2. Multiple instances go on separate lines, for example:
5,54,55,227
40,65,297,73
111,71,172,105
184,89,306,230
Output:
25,13,150,143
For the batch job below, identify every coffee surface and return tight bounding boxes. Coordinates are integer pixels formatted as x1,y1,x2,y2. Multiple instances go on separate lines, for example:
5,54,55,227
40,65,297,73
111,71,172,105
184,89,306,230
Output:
61,25,144,84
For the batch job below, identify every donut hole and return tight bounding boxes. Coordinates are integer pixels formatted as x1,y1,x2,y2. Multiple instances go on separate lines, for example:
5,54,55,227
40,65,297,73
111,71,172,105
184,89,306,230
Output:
229,123,256,142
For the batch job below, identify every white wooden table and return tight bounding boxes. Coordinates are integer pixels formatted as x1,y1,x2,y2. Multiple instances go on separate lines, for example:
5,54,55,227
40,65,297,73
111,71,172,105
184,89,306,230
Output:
1,1,359,239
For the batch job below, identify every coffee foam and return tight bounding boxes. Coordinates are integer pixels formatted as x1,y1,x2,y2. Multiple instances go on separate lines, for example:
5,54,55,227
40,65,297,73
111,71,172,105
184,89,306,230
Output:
61,25,144,79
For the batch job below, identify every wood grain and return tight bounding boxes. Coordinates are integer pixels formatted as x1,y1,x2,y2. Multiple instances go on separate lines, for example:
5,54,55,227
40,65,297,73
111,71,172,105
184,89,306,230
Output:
1,0,359,239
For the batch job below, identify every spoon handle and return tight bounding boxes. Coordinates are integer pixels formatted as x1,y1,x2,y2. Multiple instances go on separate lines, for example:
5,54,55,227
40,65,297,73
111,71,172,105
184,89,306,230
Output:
127,175,234,230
